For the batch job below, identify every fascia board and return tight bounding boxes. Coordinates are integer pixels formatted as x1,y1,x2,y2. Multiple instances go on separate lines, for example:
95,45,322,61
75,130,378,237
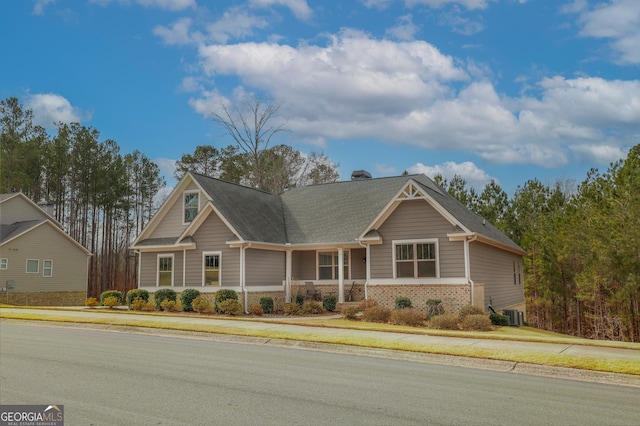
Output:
178,202,243,243
132,174,195,245
472,234,527,256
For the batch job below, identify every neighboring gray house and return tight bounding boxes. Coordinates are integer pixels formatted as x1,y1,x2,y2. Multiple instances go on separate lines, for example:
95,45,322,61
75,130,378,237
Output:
0,193,91,306
131,172,525,314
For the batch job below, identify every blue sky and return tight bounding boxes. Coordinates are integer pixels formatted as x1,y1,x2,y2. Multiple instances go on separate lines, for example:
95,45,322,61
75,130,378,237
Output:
2,0,639,194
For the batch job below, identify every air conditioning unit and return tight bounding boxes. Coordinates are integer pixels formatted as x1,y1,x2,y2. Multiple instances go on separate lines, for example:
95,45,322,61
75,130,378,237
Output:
503,309,522,327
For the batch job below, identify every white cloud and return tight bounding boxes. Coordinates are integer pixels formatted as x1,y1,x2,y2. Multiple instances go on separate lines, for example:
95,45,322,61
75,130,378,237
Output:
405,0,491,10
406,161,495,189
570,0,640,64
26,93,88,129
154,157,178,179
33,0,55,15
205,8,269,44
188,30,638,169
249,0,313,20
90,0,195,11
153,17,194,45
386,14,420,41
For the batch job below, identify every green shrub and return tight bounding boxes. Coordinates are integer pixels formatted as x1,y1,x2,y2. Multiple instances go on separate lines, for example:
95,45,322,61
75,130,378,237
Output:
160,298,181,312
218,299,243,315
341,306,360,320
248,303,264,316
428,314,459,330
323,295,337,312
100,290,123,306
284,303,301,315
180,289,201,312
295,294,305,306
130,297,154,311
154,288,177,310
490,313,510,326
84,297,99,308
362,305,391,323
458,305,485,322
390,308,425,327
215,289,238,312
394,297,412,309
461,314,493,331
125,289,149,307
426,299,444,318
301,301,324,314
102,295,120,308
192,295,215,314
259,297,274,314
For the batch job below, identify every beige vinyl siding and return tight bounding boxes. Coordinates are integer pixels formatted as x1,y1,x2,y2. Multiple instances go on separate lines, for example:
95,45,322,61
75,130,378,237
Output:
469,242,524,309
245,249,285,286
2,196,50,223
186,211,239,287
149,183,201,238
292,250,316,280
0,223,87,292
371,199,465,279
139,251,184,287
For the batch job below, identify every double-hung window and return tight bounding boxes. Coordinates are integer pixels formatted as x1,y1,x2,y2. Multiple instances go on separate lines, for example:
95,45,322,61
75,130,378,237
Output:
318,251,349,280
43,260,53,277
394,240,438,278
203,252,221,286
158,255,174,286
0,258,7,270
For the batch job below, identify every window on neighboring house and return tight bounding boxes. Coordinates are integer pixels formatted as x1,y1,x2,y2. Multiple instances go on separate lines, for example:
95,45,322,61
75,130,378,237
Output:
318,251,349,280
203,252,221,286
26,259,39,273
158,255,173,286
43,260,53,277
514,260,522,285
0,258,7,270
184,191,199,223
394,240,438,278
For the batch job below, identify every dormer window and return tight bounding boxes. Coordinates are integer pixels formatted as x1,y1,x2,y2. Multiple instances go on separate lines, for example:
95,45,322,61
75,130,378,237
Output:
184,191,199,223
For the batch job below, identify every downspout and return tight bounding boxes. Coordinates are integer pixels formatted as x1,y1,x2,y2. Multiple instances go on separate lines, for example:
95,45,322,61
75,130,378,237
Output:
465,234,478,306
183,250,186,287
241,243,252,314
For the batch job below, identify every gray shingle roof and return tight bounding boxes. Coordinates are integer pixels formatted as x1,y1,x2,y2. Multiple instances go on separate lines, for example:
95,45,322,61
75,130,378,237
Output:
1,220,44,244
191,173,287,244
189,173,522,252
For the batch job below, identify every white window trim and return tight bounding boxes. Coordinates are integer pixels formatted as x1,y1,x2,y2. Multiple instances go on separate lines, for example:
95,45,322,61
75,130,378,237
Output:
392,239,439,279
182,190,200,225
157,254,175,287
0,258,7,270
316,250,350,281
202,251,222,287
43,259,53,277
26,259,39,273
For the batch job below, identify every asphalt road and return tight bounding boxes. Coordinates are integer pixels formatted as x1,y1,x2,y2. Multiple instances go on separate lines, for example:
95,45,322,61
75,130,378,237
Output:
1,322,639,426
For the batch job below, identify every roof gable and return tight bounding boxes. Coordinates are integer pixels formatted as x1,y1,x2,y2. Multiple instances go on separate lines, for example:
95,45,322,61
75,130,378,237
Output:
0,219,92,255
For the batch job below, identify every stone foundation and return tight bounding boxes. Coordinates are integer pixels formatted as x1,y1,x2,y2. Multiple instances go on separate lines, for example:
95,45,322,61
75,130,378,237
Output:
367,284,484,315
2,291,87,306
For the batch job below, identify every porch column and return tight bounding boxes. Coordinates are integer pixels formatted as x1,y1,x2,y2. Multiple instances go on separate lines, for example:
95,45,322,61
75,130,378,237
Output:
365,243,370,300
338,247,344,303
285,249,292,303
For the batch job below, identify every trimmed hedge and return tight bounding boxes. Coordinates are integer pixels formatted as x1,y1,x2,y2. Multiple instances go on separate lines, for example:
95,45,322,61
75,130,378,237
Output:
126,289,149,308
394,297,412,309
259,297,274,314
180,289,201,312
154,288,177,310
100,290,123,306
323,295,337,312
490,313,510,326
214,289,238,313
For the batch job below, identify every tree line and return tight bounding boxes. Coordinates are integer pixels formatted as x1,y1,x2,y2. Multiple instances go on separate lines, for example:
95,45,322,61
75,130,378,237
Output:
433,146,639,342
3,95,637,341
